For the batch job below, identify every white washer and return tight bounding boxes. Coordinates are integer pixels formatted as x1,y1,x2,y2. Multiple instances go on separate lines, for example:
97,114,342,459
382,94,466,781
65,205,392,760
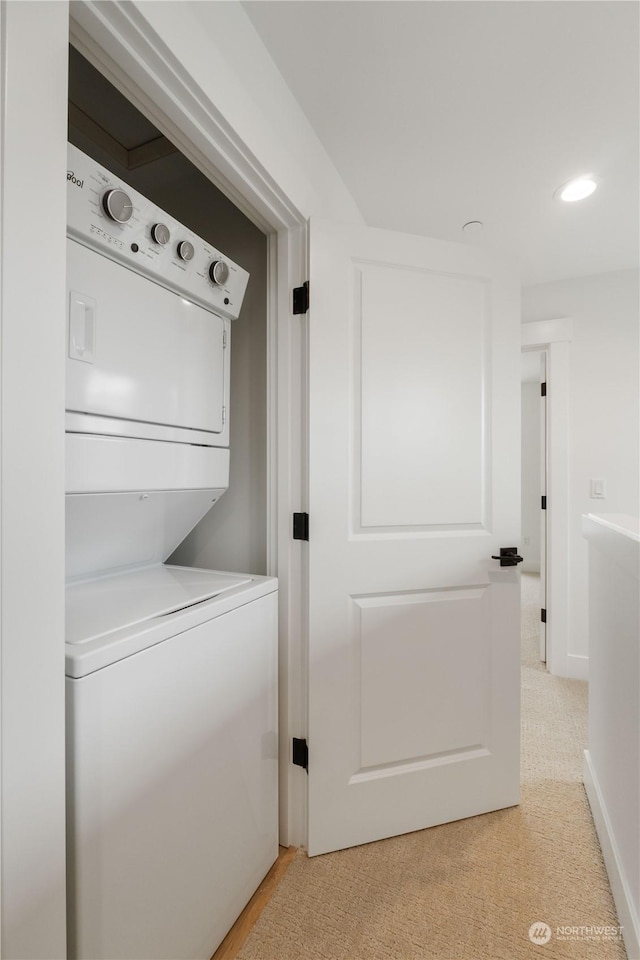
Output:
64,147,278,959
66,565,278,960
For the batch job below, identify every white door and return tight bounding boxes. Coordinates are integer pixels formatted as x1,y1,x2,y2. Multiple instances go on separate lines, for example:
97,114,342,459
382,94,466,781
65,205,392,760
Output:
307,218,521,857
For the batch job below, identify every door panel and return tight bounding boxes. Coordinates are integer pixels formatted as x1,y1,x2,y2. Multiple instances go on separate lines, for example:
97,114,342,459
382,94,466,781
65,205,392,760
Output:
355,587,490,770
307,218,521,857
358,262,487,529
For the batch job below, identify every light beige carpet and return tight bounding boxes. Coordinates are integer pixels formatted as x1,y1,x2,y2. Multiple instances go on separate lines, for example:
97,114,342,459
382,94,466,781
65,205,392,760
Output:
238,574,626,960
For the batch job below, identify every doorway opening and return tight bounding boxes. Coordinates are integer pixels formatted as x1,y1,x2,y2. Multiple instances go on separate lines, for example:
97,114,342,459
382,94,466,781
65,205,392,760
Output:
521,319,572,678
521,349,547,665
68,9,308,853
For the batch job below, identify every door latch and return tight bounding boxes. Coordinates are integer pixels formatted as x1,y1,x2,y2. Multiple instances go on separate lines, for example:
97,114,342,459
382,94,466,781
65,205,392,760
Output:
491,547,524,567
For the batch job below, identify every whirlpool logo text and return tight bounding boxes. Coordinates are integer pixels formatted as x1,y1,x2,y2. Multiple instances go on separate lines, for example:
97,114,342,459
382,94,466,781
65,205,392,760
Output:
67,171,84,188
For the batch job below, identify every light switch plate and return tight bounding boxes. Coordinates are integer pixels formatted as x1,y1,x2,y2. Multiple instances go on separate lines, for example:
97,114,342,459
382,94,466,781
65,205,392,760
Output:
590,478,606,499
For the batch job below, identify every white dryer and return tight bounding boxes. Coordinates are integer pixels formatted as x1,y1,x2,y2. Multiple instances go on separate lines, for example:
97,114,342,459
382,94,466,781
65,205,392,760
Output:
65,146,278,960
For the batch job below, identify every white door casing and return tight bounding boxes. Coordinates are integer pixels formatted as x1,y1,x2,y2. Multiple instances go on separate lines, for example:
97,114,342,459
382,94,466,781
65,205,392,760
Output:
521,319,572,678
307,219,521,856
540,351,548,662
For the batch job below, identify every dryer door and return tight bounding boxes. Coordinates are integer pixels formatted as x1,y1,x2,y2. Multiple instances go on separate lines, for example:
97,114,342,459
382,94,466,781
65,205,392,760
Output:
66,239,227,441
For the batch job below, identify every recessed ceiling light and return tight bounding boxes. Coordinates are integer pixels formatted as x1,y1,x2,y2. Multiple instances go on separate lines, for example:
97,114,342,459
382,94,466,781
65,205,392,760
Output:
555,178,597,202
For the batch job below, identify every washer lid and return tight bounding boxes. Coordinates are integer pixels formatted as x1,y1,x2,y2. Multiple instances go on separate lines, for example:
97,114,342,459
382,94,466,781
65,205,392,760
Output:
66,564,252,646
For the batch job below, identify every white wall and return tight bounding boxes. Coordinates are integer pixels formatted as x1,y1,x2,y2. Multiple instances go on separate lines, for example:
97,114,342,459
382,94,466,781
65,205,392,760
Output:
521,380,541,572
0,4,69,957
583,514,640,960
523,269,639,673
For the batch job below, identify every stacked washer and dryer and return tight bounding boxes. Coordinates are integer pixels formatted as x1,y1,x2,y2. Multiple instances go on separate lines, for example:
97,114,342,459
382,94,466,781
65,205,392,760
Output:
65,145,278,960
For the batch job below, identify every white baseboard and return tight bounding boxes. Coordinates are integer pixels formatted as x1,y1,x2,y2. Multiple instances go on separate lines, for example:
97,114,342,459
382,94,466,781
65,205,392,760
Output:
584,750,640,960
567,653,589,681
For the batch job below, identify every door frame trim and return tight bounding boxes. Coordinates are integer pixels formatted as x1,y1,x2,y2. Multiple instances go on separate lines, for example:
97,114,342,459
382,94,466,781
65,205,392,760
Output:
522,318,573,678
70,2,309,845
70,4,304,233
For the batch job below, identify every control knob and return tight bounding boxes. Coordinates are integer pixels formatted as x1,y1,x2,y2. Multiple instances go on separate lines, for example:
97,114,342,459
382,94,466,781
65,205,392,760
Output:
102,188,133,224
209,260,229,286
177,240,195,262
151,223,170,245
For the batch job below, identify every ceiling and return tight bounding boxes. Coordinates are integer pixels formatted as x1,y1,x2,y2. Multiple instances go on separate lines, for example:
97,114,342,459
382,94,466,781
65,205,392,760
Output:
242,1,639,286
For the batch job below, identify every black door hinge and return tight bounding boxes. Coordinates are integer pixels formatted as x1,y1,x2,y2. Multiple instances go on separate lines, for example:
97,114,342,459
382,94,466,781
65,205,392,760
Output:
293,281,309,315
541,495,547,510
541,382,547,397
541,608,547,623
293,512,309,541
292,737,308,772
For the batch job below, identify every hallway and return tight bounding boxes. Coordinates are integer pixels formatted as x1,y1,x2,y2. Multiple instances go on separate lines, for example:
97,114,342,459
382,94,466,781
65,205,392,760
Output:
233,573,625,960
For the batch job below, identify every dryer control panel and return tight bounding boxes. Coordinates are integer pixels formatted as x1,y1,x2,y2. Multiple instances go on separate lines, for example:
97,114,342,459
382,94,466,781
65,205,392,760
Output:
67,144,249,320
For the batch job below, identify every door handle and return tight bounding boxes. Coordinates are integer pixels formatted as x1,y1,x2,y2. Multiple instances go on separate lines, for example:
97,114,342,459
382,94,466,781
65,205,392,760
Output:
491,547,524,567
